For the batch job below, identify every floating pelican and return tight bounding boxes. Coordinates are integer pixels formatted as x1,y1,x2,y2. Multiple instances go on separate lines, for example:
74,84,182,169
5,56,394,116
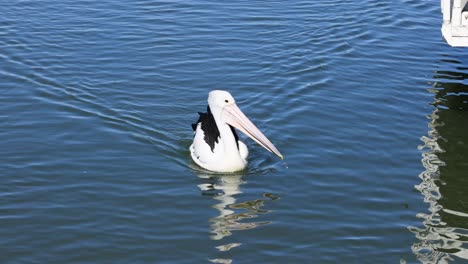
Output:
190,90,283,172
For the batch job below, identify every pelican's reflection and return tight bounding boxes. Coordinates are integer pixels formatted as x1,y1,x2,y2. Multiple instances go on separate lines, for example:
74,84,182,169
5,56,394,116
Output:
196,171,276,241
411,62,468,263
194,168,279,263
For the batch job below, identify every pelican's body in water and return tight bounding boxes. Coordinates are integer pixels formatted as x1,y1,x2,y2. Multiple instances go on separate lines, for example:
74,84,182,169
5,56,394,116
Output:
190,90,283,172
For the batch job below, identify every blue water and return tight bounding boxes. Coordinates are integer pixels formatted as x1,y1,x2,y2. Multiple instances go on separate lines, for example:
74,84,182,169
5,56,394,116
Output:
1,0,468,263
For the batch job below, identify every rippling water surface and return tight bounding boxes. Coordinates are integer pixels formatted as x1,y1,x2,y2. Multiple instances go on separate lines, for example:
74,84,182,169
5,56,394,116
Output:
2,0,468,263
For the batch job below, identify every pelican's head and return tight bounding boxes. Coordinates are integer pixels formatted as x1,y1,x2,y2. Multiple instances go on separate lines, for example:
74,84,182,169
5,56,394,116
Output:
208,90,236,111
207,90,283,160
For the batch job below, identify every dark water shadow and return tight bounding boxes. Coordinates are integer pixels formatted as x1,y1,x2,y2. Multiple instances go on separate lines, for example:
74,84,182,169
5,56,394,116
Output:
410,60,468,263
189,165,279,264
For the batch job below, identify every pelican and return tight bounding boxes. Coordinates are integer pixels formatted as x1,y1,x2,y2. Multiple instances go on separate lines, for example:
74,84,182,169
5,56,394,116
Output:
190,90,283,172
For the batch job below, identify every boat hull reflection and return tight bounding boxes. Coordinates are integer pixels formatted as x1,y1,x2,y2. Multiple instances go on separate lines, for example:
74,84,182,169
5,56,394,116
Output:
411,64,468,263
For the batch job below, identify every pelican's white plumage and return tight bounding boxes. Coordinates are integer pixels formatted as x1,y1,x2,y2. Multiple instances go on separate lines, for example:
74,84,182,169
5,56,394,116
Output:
190,90,282,172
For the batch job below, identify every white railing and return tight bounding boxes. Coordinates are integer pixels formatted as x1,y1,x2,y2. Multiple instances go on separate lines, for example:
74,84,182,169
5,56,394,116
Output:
441,0,468,46
453,0,468,26
441,0,451,23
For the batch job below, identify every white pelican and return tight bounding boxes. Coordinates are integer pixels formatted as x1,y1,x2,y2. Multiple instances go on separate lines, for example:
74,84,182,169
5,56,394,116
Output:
190,90,283,172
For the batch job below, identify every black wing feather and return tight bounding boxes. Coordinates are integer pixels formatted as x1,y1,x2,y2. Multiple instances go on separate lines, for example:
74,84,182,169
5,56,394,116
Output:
192,106,220,152
229,125,239,150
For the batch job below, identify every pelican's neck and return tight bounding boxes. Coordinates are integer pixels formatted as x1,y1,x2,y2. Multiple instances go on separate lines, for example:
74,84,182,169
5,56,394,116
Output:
210,105,241,160
219,123,240,157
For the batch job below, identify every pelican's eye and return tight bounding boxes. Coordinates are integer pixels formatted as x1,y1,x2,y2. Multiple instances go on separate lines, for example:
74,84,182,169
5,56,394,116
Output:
225,99,229,103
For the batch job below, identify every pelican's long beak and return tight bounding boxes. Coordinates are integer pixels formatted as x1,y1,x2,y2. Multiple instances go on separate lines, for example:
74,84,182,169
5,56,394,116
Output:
223,103,283,159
